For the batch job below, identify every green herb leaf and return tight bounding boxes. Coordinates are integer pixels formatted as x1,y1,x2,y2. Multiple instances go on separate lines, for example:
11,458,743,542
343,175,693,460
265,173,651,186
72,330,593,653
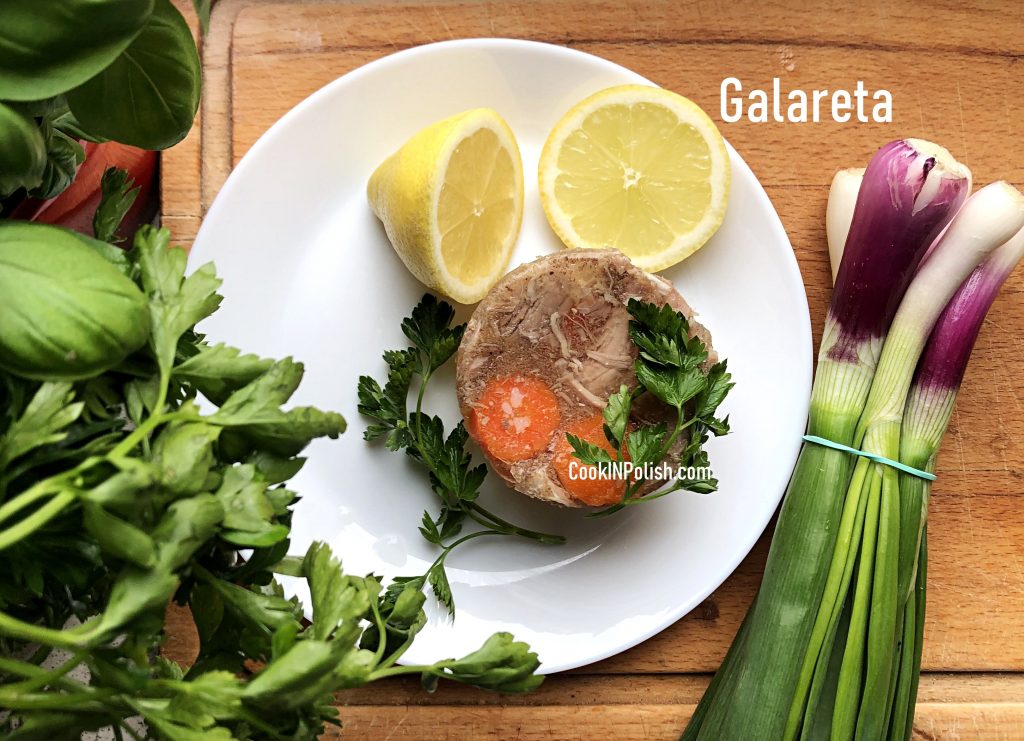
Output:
431,632,544,693
65,0,200,149
625,423,668,467
428,562,455,617
302,541,372,643
0,382,82,471
135,226,223,380
635,363,707,409
401,294,464,372
692,360,733,421
29,121,85,200
92,167,140,243
0,102,46,197
0,223,150,380
418,422,486,504
565,433,615,467
211,360,345,456
211,359,303,425
215,465,289,547
174,343,275,406
0,0,153,101
241,639,347,711
419,510,443,545
152,421,221,496
602,384,632,448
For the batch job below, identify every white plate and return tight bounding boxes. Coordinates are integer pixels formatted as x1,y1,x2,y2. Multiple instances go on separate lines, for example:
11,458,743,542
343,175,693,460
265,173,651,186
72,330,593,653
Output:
189,39,812,673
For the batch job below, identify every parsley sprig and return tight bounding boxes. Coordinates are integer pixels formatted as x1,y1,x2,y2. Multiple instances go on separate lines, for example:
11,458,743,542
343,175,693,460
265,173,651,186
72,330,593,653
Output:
569,299,734,517
358,295,565,616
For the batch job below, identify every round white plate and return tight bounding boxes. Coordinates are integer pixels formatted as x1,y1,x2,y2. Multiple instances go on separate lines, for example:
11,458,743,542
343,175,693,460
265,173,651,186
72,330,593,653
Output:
189,39,812,673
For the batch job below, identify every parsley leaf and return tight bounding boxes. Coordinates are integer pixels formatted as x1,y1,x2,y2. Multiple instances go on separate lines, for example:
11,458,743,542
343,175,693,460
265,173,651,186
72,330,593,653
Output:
578,300,734,517
173,342,275,406
565,433,615,467
0,381,82,471
92,167,139,243
135,226,223,381
427,562,455,617
625,423,668,467
602,384,632,448
401,294,465,372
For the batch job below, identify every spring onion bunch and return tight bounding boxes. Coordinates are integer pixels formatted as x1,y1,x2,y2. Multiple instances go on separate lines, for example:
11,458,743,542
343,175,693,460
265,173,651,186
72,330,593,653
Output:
685,140,1024,740
799,181,1024,740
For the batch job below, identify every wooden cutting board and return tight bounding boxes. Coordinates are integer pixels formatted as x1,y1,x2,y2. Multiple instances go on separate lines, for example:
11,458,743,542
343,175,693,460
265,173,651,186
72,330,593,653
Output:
161,1,1024,737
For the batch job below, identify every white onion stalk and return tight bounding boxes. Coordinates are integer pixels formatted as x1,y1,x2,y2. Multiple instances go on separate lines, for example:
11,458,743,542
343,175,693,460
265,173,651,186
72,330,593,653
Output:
826,168,864,282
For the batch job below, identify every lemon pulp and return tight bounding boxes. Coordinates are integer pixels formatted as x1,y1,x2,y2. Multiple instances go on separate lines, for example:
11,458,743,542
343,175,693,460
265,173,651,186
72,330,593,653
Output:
539,86,729,271
438,128,520,286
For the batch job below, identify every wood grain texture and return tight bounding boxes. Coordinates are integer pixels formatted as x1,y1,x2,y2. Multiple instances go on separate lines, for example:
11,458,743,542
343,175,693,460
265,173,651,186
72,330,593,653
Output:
161,0,204,245
160,0,1024,736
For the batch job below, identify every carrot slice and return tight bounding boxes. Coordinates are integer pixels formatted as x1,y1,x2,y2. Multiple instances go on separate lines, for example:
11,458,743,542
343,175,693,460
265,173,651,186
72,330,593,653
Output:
553,414,629,506
469,375,561,463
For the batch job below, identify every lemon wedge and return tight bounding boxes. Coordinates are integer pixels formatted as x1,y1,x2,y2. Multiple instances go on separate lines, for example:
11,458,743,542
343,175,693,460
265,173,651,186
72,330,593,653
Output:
538,85,730,271
368,108,524,304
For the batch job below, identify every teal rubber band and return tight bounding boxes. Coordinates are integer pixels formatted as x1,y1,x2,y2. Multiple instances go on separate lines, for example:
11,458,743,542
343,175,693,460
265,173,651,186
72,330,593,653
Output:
802,435,936,481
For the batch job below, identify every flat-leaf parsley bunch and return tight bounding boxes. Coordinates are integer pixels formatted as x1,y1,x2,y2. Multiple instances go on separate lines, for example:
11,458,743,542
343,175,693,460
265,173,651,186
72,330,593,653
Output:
0,228,542,740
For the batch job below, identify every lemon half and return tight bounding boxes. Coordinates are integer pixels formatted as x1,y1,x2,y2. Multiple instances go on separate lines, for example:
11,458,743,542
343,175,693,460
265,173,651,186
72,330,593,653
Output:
368,109,524,304
538,85,730,272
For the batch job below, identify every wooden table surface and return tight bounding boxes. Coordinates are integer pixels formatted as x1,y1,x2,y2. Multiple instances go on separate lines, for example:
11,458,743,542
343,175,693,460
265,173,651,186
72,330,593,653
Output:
161,1,1024,737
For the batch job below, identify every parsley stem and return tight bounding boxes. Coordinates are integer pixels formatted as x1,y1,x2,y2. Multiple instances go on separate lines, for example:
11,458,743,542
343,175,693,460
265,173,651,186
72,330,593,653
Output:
0,687,118,711
436,528,504,559
0,654,87,693
368,597,389,667
466,505,565,545
108,408,185,461
0,476,67,527
657,409,696,463
0,609,91,649
413,367,431,446
0,491,75,550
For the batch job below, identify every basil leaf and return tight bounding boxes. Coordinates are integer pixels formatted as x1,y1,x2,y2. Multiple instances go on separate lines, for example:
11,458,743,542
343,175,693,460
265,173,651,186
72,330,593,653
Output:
0,0,153,101
0,223,150,381
0,102,46,197
66,0,200,149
